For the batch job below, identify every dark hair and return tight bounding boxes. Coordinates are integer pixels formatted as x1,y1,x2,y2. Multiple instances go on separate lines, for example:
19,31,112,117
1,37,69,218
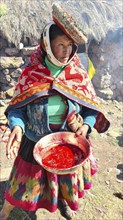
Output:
49,24,66,41
40,24,71,57
40,24,65,47
40,23,77,60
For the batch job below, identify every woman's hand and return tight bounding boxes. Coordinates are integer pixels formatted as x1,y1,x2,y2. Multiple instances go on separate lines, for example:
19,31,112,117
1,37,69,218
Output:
6,126,23,159
75,124,89,137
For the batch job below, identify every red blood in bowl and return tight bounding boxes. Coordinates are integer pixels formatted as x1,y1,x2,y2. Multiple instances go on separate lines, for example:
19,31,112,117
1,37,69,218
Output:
42,144,83,169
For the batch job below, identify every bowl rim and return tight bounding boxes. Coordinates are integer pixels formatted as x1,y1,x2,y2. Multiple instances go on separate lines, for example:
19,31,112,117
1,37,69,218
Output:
33,131,90,174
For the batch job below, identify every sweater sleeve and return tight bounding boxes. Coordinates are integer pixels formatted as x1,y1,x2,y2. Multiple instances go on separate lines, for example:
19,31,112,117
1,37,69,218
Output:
81,106,98,132
7,106,27,133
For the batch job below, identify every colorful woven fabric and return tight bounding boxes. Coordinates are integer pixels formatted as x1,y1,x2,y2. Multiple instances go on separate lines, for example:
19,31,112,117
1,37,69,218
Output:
6,46,109,133
5,137,97,212
52,3,87,44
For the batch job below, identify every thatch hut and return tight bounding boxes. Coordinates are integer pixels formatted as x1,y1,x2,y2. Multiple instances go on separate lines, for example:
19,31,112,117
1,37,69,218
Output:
0,0,122,47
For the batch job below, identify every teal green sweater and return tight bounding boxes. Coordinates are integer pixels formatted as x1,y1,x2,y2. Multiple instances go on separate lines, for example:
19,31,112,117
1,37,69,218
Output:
45,57,67,124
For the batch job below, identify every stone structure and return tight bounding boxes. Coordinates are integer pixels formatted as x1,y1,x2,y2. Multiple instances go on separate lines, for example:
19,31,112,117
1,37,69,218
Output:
90,28,123,102
0,27,123,105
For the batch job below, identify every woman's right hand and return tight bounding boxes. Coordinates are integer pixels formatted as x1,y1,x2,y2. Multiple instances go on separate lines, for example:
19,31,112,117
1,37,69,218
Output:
6,126,23,159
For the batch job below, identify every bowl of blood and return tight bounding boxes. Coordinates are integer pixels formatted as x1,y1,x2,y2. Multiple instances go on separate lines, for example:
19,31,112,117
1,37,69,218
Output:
33,132,90,174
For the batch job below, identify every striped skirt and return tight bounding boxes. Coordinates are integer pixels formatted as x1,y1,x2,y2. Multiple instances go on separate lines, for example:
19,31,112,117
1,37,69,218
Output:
5,135,98,212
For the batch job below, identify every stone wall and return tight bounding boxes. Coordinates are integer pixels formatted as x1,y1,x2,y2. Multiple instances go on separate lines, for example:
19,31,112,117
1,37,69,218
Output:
0,43,37,102
89,28,123,102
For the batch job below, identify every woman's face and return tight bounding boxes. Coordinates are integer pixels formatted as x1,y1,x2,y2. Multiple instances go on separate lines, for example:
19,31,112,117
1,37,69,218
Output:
50,35,73,64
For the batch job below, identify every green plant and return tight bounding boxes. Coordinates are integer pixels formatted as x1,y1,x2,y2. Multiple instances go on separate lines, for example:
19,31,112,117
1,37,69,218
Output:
0,3,8,17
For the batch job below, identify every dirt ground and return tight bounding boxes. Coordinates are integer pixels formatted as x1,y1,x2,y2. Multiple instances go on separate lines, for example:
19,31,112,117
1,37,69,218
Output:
0,99,123,220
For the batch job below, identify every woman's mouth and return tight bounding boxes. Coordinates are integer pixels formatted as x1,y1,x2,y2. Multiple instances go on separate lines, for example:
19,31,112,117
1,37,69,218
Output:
60,57,69,63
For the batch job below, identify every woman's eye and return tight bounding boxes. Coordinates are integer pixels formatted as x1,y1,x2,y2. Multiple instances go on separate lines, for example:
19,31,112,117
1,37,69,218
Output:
69,45,73,49
56,44,73,51
57,44,64,49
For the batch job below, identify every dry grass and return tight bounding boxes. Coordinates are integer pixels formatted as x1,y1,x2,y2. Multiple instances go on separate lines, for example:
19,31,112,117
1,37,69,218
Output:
0,0,52,46
64,0,122,42
0,0,122,47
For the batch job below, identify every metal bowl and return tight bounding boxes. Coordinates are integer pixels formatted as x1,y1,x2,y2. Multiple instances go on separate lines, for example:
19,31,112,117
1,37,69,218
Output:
33,132,90,175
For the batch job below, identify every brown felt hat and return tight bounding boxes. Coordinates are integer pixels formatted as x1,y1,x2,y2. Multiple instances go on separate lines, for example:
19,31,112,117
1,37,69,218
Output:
52,3,88,45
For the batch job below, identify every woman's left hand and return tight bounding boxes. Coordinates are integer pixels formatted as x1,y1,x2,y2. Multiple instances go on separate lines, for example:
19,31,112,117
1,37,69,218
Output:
75,124,89,137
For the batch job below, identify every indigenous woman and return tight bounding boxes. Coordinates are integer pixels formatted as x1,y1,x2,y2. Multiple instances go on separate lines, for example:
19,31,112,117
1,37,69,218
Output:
0,3,110,220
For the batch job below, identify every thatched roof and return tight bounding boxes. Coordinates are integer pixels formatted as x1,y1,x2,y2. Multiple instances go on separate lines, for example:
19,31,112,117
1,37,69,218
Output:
0,0,52,47
63,0,122,43
0,0,122,47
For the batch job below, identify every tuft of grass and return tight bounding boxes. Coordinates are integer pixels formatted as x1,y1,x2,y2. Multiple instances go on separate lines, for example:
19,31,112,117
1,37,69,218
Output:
0,3,8,17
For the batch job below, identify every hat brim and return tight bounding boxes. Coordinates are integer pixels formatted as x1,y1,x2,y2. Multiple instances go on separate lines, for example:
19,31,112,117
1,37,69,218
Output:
52,3,88,45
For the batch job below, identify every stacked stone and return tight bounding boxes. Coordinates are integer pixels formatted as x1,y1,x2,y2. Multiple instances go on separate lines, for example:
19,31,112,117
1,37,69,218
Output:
0,43,37,125
90,28,123,102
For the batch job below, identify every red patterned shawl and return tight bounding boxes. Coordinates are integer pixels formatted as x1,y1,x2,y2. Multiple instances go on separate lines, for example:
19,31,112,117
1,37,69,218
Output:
6,46,110,133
